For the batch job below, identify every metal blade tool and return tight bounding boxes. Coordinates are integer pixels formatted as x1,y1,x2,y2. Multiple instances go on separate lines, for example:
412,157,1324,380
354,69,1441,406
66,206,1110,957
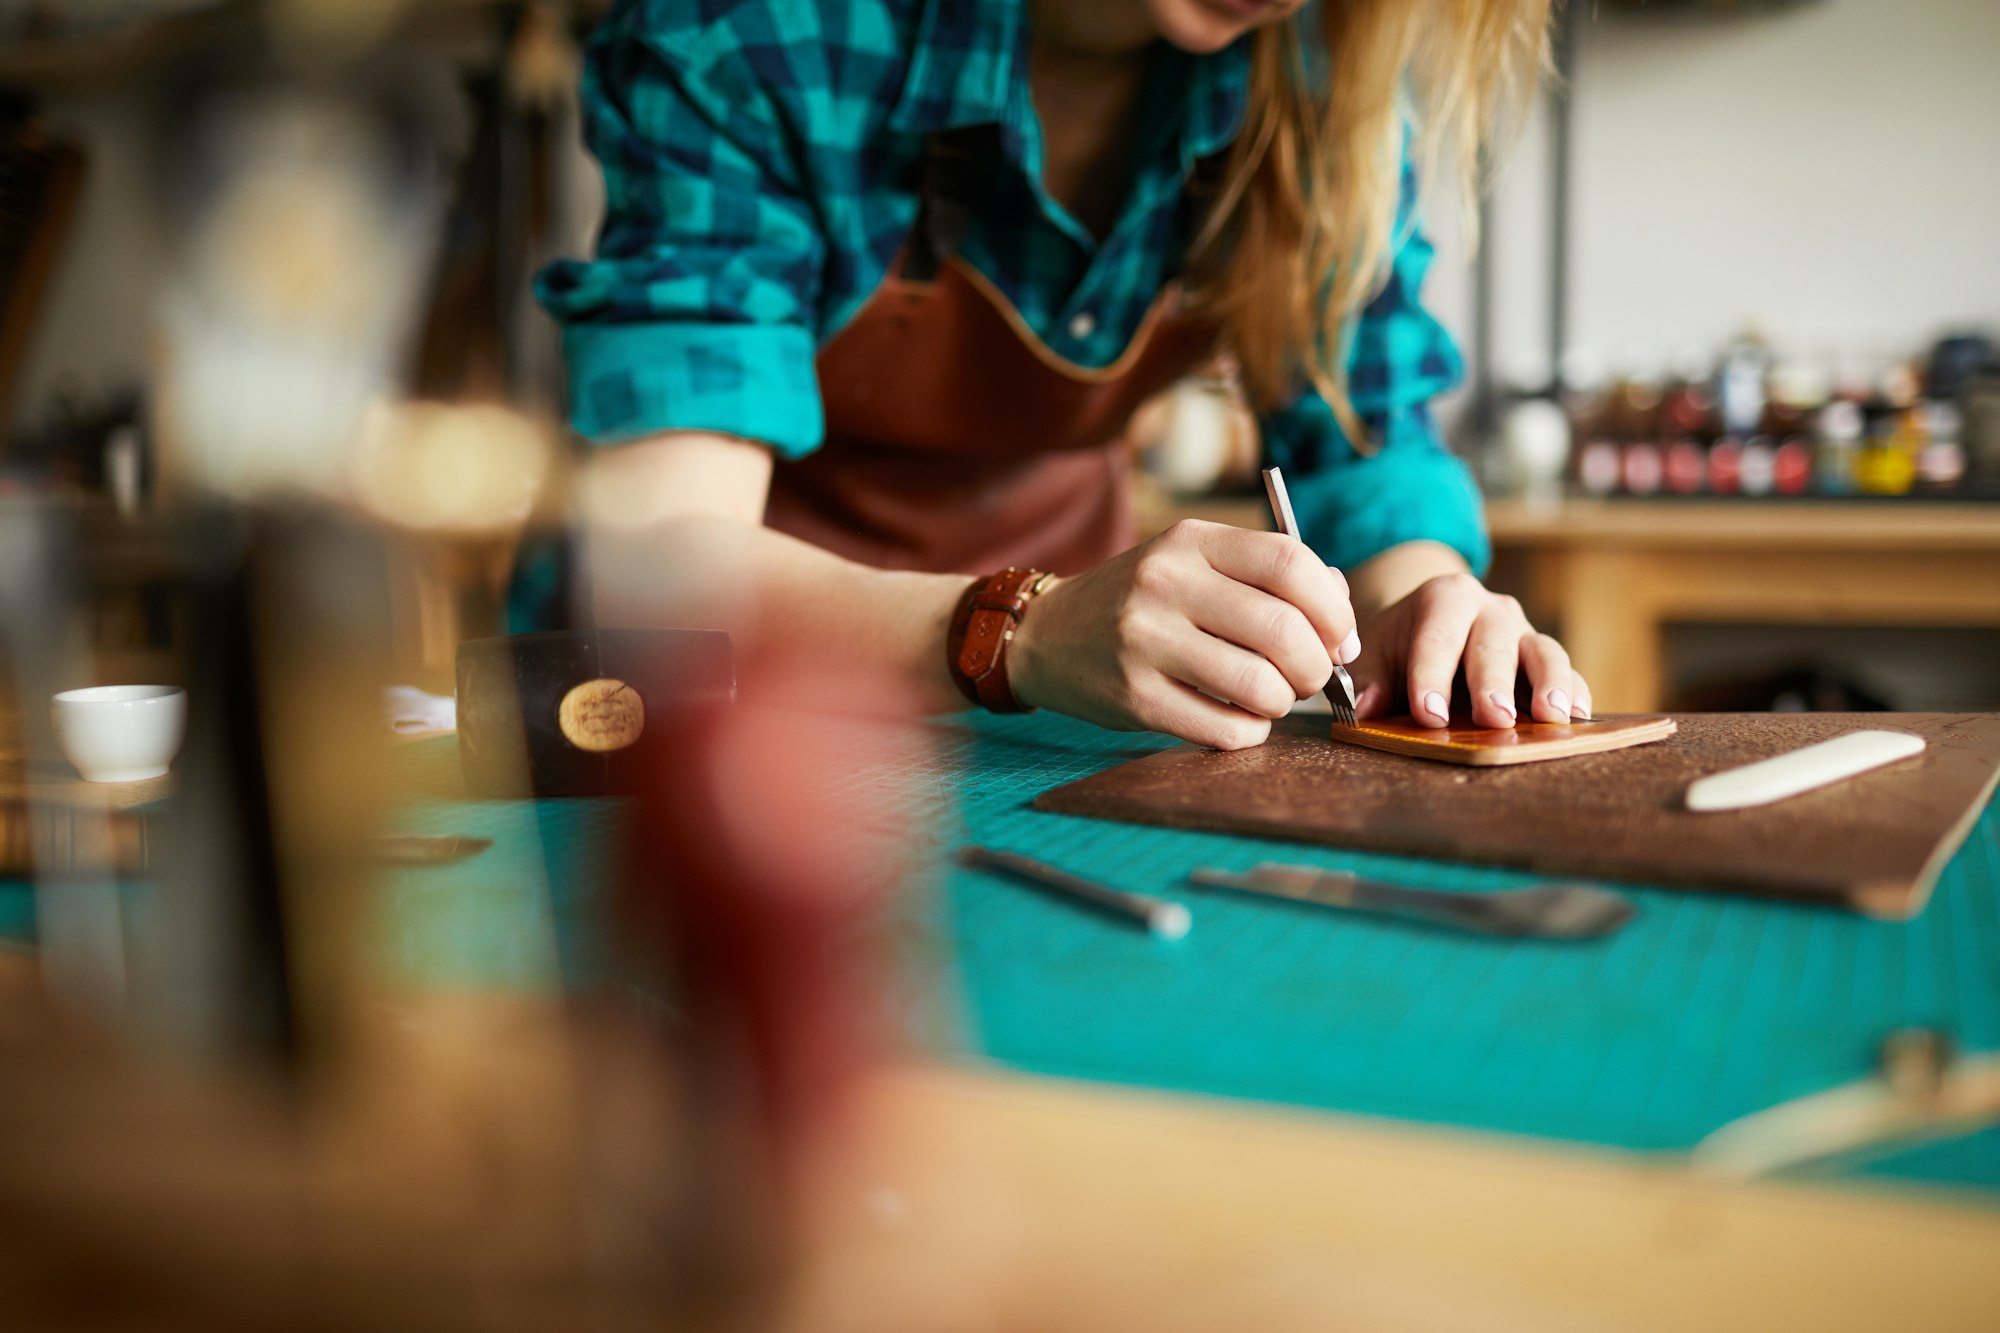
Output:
1189,862,1635,940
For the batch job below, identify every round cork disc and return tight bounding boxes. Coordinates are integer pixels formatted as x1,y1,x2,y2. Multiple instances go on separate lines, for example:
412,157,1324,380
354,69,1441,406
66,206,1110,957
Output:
557,679,645,753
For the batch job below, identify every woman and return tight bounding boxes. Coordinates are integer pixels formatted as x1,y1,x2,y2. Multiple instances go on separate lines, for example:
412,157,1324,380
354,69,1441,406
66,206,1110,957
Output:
539,0,1589,749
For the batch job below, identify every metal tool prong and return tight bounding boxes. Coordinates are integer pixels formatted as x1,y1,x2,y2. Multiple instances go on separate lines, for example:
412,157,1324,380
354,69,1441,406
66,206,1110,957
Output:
1327,664,1358,726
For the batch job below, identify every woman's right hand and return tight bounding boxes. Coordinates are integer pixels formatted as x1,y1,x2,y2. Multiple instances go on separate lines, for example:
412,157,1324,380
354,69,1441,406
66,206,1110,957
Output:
1007,519,1360,750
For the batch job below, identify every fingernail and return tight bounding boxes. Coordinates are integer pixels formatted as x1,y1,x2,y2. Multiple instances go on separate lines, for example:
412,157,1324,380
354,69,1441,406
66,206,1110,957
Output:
1421,690,1449,724
1548,688,1571,718
1334,630,1361,665
1486,690,1517,723
1573,693,1593,720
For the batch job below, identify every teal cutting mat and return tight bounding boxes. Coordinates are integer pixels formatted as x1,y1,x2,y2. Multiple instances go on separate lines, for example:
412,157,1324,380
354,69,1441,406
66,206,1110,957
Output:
12,714,1996,1197
925,714,2000,1196
370,716,2000,1197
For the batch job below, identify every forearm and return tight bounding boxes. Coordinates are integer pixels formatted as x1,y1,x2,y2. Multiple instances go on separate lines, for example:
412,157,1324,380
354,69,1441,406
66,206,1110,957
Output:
578,433,972,712
586,514,970,711
1346,539,1472,619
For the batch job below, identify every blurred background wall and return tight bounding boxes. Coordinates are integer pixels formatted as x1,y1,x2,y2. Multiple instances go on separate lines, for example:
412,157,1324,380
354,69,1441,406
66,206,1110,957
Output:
1428,0,2000,380
21,1,1999,436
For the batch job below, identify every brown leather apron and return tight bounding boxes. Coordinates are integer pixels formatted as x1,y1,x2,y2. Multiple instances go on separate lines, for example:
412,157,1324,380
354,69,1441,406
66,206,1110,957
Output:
765,132,1220,576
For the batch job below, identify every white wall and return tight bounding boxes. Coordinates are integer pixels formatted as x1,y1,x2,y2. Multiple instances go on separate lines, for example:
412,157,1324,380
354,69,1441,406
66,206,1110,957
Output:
1429,0,2000,388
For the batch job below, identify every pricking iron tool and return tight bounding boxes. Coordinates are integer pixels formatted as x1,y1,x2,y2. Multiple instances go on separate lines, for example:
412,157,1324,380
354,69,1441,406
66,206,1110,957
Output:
1189,863,1635,940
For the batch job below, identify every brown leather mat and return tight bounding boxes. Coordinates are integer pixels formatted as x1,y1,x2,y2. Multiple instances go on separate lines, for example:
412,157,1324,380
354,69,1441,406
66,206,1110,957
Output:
1034,713,2000,920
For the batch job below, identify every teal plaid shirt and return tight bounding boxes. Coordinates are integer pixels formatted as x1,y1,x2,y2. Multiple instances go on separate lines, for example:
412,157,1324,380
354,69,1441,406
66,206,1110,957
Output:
537,0,1490,575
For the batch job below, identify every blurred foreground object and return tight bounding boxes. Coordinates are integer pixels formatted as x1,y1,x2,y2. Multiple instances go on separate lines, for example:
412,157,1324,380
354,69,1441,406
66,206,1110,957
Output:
152,73,444,501
1695,1029,2000,1182
352,398,558,671
0,574,924,1327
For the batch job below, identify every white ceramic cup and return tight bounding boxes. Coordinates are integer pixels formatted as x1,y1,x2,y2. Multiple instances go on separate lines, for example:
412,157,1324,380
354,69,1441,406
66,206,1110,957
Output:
51,685,188,783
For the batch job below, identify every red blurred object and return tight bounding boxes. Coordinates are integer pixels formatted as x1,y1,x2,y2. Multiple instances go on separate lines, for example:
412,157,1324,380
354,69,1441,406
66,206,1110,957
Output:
1709,438,1743,495
1621,442,1664,495
1578,439,1621,495
1664,440,1706,494
620,663,928,1156
1658,379,1714,441
1774,438,1813,495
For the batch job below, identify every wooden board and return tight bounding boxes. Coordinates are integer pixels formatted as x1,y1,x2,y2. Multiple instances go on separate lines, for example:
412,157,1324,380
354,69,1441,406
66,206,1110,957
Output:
1331,714,1677,765
1034,713,2000,919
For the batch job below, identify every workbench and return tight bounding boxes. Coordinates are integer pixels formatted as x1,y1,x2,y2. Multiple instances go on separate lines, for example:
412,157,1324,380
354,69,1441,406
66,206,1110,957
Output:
369,711,2000,1327
6,712,2000,1328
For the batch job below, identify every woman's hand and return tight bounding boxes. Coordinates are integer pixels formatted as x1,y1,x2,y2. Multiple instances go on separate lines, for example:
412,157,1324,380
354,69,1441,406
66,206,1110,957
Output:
1007,519,1360,751
1346,571,1593,729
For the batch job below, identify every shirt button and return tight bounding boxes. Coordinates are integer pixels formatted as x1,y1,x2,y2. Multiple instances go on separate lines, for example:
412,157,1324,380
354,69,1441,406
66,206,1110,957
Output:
1067,311,1097,341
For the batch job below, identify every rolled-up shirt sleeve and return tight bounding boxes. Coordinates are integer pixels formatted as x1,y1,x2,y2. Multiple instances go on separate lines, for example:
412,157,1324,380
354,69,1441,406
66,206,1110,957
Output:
536,19,828,455
1257,156,1490,578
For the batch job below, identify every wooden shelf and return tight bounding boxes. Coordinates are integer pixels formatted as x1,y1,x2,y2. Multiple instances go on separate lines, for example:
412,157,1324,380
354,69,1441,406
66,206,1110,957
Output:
1488,499,2000,553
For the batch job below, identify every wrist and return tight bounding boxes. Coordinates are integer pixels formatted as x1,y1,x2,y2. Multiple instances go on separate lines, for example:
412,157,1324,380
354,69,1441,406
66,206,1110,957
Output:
1348,540,1472,617
1002,574,1061,710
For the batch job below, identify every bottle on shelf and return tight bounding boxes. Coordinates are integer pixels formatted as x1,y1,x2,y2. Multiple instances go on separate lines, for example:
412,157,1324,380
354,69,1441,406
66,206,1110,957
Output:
1657,347,1713,497
1621,440,1665,496
1856,399,1921,497
1814,399,1863,496
1716,328,1774,440
1915,401,1966,493
1664,439,1707,495
1607,350,1664,497
1708,435,1744,496
1773,437,1813,495
1762,358,1827,500
1562,348,1619,498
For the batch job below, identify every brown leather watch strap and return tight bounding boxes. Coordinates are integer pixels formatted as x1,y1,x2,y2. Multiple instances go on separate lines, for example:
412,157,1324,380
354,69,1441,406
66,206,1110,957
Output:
946,567,1054,714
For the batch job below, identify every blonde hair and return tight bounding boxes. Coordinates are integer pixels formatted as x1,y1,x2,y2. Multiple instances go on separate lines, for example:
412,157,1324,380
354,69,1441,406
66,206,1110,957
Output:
1188,0,1552,439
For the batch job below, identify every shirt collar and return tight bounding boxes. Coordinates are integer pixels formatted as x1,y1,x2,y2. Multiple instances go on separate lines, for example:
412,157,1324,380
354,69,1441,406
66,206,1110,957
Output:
1181,36,1252,167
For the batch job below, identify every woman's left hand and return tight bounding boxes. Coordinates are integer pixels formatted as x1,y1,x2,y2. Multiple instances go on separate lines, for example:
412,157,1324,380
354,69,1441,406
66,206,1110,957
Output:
1346,571,1592,729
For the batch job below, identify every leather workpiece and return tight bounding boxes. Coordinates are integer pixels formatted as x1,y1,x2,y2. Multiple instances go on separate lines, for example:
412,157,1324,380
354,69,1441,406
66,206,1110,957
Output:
1035,713,2000,919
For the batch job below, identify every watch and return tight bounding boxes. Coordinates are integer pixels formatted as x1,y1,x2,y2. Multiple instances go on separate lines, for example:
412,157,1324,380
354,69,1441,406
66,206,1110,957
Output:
945,567,1055,713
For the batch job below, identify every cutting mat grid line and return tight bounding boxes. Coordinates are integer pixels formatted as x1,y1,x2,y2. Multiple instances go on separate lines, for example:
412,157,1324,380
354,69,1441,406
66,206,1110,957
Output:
925,713,2000,1193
